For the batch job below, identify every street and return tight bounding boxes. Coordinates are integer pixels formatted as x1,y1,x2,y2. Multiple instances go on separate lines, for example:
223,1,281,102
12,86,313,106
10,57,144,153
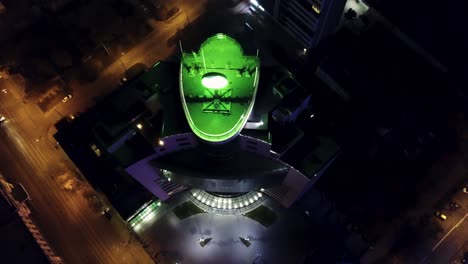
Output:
0,76,154,264
0,0,207,262
420,189,468,264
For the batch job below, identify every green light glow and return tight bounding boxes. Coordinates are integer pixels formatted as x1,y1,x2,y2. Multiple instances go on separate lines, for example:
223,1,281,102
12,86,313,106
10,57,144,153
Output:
129,200,161,228
180,33,260,143
201,73,229,89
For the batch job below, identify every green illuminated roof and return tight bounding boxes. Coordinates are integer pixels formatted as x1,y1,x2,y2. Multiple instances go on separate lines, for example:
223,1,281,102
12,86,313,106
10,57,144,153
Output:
180,33,260,143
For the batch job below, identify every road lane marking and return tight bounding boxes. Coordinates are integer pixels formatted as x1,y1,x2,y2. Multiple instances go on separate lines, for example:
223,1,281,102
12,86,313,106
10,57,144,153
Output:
432,211,468,251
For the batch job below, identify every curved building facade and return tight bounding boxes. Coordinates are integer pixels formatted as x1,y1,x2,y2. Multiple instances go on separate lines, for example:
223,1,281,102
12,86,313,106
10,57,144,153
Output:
124,34,321,210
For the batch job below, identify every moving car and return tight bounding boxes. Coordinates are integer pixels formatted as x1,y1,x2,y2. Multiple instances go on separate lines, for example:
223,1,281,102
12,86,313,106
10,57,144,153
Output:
435,211,447,221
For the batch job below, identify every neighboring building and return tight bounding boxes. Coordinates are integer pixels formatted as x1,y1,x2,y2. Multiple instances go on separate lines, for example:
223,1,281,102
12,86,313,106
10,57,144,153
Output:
54,61,175,222
256,0,347,48
0,176,63,264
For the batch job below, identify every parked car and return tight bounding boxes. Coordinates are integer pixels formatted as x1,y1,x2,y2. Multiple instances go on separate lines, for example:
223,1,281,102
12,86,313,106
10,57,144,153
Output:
435,211,447,221
449,202,461,210
62,94,72,103
120,63,147,86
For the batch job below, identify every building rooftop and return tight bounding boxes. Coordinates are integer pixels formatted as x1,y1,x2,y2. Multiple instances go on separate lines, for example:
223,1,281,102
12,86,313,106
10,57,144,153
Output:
180,33,260,143
152,140,288,193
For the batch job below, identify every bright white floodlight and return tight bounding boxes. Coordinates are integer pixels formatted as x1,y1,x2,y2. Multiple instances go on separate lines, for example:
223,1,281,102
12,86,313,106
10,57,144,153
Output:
201,73,229,89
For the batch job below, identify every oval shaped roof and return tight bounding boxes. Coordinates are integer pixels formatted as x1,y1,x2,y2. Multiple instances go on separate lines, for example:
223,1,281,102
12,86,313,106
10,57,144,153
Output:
179,34,260,143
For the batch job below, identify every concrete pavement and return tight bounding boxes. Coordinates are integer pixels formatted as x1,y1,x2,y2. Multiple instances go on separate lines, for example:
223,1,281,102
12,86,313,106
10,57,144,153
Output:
135,192,313,264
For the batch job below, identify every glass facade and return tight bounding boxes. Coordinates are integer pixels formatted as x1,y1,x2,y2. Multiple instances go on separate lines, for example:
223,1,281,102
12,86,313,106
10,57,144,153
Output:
189,189,265,215
129,200,162,229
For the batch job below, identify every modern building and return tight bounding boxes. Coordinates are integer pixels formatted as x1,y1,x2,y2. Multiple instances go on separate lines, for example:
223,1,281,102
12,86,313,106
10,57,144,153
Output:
55,34,339,224
125,34,339,208
255,0,347,48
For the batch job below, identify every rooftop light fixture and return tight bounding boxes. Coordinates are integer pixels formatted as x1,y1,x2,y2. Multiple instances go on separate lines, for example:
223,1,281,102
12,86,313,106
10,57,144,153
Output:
201,72,229,89
250,0,259,6
216,33,227,39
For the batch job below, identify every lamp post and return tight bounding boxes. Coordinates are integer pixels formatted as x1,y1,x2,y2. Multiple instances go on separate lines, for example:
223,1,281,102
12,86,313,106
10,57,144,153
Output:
101,41,127,72
184,10,189,26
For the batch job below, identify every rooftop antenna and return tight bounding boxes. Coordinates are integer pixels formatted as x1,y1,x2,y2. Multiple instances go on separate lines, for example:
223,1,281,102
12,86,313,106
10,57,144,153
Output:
201,48,207,71
179,40,185,59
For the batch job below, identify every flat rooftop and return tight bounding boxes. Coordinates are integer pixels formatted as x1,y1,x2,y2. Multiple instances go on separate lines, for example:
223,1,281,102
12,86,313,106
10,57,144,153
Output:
180,33,260,143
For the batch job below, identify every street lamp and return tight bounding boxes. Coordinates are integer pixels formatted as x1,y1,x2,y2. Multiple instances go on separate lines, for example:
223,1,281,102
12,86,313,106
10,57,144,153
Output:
101,41,127,72
158,139,164,146
184,10,189,26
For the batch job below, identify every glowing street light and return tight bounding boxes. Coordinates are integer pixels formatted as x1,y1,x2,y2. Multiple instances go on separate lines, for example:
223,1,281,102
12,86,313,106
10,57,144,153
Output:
158,139,165,146
136,123,143,130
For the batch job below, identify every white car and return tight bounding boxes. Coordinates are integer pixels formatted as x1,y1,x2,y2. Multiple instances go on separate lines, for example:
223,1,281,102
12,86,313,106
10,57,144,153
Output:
62,94,73,103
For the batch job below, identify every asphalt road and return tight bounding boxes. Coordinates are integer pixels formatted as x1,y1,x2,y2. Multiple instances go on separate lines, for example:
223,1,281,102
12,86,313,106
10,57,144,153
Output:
0,0,207,263
0,77,153,264
56,0,208,117
421,190,468,264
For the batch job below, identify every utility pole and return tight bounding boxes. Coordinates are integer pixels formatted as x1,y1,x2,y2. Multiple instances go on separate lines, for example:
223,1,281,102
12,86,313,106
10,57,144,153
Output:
54,109,65,118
